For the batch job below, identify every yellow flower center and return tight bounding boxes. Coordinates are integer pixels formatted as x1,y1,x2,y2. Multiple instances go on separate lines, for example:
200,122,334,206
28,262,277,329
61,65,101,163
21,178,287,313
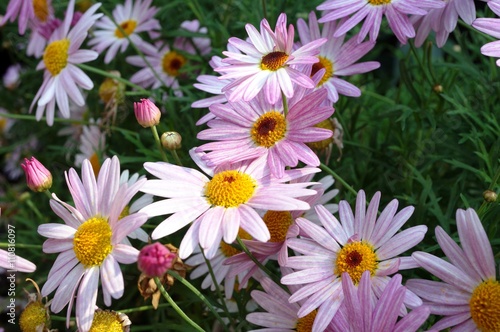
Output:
251,111,287,148
261,51,289,71
33,0,49,22
262,211,293,242
306,119,334,150
89,311,124,332
43,39,70,76
311,56,334,87
469,279,500,331
162,51,187,77
205,170,256,208
367,0,392,5
296,309,317,332
335,241,378,284
73,217,113,267
89,152,101,177
19,302,48,332
220,229,252,257
119,206,130,220
114,20,137,38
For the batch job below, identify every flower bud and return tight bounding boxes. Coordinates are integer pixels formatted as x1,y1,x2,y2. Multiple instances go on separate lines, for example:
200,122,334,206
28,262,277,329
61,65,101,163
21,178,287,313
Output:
134,99,161,128
137,242,176,278
161,131,182,150
483,190,498,203
21,157,52,192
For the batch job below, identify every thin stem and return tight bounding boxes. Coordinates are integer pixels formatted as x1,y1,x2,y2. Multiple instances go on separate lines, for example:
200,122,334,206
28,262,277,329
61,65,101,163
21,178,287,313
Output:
199,248,233,331
170,149,183,166
167,270,228,329
25,198,44,220
151,126,169,162
153,277,205,332
235,237,286,291
77,63,149,94
261,0,267,19
320,162,357,197
281,91,289,117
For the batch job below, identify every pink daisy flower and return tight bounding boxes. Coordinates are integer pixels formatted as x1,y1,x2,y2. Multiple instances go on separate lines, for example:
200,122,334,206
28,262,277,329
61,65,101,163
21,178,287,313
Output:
196,88,334,178
281,190,426,332
317,0,445,44
406,208,500,331
412,0,477,47
25,0,55,58
297,12,380,103
215,13,326,104
473,1,500,66
88,0,161,64
29,0,102,126
139,149,320,259
38,156,148,331
0,249,36,273
126,41,186,96
330,271,430,332
247,271,319,331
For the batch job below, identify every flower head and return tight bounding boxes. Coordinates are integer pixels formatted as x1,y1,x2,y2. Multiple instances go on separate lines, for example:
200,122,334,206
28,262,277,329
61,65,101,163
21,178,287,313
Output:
1,0,34,35
88,0,161,64
297,12,380,103
139,149,320,259
137,242,176,278
330,271,430,332
134,99,161,128
19,279,51,332
86,309,131,332
317,0,444,44
281,190,426,331
407,208,500,331
196,88,334,178
38,156,148,331
21,156,53,192
216,13,326,104
29,0,102,126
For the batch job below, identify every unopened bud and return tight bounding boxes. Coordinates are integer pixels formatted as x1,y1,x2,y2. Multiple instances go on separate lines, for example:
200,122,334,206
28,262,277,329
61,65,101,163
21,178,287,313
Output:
483,190,498,203
134,99,161,128
161,132,182,150
138,242,176,278
21,157,52,192
433,84,443,93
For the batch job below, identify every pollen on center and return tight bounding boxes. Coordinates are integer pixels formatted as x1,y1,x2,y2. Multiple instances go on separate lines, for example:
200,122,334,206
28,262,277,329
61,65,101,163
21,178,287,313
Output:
115,19,138,38
296,309,317,332
251,111,287,148
261,51,289,71
43,39,70,76
73,217,113,267
262,210,293,243
311,56,334,87
162,51,187,77
367,0,392,5
33,0,50,22
205,170,257,208
335,241,378,284
469,279,500,332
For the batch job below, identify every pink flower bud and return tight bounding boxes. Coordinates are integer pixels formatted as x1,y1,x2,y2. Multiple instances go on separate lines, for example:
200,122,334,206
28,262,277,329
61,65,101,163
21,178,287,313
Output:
134,99,161,128
21,157,52,192
137,243,176,277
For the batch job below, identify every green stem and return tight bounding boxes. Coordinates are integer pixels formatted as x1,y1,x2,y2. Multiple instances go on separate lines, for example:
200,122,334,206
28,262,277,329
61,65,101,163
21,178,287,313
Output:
199,248,233,331
261,0,267,19
235,237,284,290
281,91,289,117
170,149,183,166
153,277,205,332
77,63,150,94
25,198,44,220
320,162,357,197
151,126,169,162
167,270,228,329
0,243,43,249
